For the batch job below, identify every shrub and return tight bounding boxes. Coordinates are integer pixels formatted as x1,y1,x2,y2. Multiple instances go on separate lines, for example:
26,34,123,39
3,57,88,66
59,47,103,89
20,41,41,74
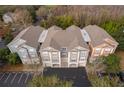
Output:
28,75,73,87
6,53,21,65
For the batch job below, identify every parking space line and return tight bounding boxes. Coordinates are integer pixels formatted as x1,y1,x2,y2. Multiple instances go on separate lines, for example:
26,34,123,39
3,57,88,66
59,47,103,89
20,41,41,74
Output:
10,73,17,84
0,73,5,81
24,73,29,83
18,73,23,84
4,73,11,83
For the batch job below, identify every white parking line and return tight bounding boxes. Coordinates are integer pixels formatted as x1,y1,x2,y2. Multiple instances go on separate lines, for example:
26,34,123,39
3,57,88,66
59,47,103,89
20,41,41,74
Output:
0,73,5,81
18,73,23,84
24,73,30,83
4,73,11,83
10,73,17,84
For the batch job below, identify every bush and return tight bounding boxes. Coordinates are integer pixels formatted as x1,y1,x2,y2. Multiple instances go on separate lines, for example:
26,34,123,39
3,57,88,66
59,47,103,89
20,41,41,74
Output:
102,54,121,73
6,53,21,65
0,48,10,61
4,31,13,45
55,15,74,29
28,75,73,87
100,20,124,51
88,72,122,87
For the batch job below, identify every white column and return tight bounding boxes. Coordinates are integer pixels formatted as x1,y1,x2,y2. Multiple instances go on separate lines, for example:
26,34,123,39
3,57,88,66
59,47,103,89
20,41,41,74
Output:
59,52,61,67
101,48,104,55
68,52,70,67
77,51,80,65
49,52,52,67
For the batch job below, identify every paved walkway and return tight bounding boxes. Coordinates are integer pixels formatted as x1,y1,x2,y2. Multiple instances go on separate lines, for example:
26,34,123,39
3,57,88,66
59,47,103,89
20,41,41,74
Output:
0,64,43,72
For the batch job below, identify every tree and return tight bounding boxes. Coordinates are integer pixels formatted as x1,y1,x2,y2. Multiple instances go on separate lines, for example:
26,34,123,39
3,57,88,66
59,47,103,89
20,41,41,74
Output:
4,31,13,45
0,48,10,61
36,6,49,20
28,75,73,87
55,15,74,29
88,72,123,87
102,54,121,73
100,20,124,50
6,53,21,65
14,9,32,27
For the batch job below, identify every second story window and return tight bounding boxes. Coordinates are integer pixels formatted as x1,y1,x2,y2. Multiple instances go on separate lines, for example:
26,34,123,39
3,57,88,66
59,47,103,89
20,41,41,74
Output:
70,52,77,62
94,48,101,56
42,52,50,62
79,51,86,61
52,52,59,63
60,47,68,57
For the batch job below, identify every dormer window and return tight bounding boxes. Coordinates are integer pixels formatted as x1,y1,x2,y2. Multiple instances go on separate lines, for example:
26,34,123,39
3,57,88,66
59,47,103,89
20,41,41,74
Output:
60,47,67,52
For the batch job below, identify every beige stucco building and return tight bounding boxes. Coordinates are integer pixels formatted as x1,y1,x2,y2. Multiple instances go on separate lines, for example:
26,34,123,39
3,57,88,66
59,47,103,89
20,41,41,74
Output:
7,25,118,68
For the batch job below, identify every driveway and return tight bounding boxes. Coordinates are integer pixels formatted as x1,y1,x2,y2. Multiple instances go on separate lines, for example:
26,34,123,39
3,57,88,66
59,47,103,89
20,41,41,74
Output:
0,71,34,87
43,67,91,87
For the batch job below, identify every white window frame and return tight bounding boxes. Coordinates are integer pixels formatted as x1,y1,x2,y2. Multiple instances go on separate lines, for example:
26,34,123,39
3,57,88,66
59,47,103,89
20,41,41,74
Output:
70,52,77,62
52,52,59,63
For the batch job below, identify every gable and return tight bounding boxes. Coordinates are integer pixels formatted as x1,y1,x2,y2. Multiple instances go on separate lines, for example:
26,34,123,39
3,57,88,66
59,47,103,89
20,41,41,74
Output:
71,46,89,51
94,43,113,49
40,47,59,52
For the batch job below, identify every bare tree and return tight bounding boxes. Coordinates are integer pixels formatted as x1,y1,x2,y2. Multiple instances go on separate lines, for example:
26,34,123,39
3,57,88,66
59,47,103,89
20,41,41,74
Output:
14,8,32,27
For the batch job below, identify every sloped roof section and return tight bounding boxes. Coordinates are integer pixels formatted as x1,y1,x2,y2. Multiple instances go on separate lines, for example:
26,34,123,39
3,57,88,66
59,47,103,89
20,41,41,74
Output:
41,25,63,49
83,25,118,47
41,25,89,51
21,26,45,49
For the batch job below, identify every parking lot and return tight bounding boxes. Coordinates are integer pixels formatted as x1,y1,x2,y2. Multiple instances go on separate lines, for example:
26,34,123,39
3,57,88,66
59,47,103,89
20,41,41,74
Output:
0,72,34,87
0,68,91,87
43,67,91,87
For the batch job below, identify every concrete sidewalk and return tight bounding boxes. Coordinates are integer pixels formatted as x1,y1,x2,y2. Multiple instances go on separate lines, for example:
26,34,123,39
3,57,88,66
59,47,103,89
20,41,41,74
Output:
0,64,43,72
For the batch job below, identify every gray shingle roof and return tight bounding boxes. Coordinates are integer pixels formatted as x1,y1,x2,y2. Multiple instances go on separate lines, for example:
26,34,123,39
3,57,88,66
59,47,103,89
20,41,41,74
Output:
21,26,45,49
41,25,89,51
83,25,118,47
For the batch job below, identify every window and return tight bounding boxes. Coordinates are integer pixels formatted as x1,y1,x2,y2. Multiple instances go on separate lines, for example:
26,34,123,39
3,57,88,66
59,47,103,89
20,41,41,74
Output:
104,48,111,54
30,54,36,57
22,55,27,58
94,48,101,56
61,47,67,52
42,52,50,62
29,49,34,52
105,48,111,52
43,57,50,61
70,52,77,62
61,47,68,57
79,51,86,61
80,56,86,61
52,52,59,63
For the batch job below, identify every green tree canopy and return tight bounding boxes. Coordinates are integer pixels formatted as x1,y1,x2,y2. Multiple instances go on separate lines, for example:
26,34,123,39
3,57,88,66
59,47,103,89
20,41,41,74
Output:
55,15,74,29
0,48,10,61
28,75,73,87
100,20,124,50
4,31,13,44
88,72,122,87
102,54,121,73
6,53,21,65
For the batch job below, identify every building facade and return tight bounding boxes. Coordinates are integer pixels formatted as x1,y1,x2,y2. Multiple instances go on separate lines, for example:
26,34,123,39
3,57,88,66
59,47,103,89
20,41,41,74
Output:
8,25,118,68
7,26,44,64
82,25,118,62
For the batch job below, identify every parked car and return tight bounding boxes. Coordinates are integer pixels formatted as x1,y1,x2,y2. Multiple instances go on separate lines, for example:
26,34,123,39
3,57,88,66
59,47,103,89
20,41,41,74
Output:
119,71,124,82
